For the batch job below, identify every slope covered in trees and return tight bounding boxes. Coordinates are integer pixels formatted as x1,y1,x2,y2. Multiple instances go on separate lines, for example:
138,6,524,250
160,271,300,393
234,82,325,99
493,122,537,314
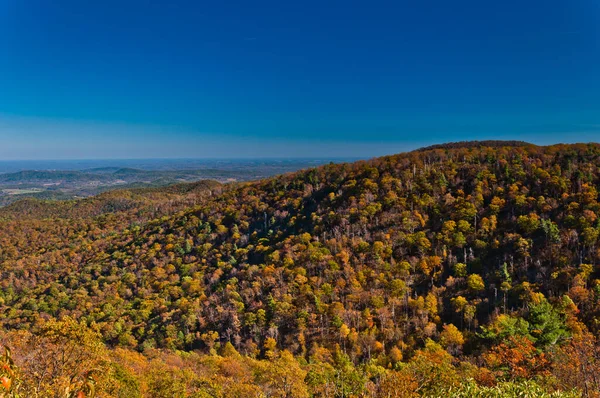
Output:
1,142,600,396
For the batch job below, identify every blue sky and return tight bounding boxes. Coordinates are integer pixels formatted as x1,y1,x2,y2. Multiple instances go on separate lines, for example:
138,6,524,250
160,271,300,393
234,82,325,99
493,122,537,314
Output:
0,0,598,159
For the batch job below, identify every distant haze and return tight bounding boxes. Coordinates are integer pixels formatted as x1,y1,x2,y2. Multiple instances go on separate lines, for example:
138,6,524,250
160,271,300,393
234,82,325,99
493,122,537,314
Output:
0,158,354,174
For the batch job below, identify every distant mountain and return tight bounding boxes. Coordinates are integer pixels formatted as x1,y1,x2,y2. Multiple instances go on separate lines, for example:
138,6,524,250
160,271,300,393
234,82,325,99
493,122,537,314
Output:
0,170,94,182
83,166,124,173
111,167,154,176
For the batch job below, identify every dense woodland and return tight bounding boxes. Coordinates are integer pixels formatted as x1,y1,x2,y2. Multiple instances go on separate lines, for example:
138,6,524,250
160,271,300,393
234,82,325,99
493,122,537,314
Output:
1,142,600,396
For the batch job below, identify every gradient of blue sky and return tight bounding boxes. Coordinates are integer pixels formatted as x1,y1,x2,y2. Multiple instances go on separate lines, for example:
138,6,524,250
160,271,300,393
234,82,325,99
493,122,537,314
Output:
0,0,599,159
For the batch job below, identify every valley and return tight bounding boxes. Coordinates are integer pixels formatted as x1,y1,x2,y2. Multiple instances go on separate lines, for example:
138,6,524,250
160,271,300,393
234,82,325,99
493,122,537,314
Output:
0,158,342,206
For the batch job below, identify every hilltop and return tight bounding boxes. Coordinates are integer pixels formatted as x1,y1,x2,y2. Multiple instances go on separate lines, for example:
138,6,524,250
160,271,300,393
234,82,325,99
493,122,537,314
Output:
0,142,599,396
415,140,534,151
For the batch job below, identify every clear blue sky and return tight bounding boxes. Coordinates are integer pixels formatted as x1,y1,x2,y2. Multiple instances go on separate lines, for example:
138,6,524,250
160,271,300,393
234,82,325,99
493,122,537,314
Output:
0,0,598,159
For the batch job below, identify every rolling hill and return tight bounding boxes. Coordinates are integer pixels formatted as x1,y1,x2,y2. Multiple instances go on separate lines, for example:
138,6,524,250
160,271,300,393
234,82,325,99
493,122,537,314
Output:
0,141,598,396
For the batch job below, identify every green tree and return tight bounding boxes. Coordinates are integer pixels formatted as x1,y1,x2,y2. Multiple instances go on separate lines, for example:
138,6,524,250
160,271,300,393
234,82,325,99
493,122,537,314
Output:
527,299,570,348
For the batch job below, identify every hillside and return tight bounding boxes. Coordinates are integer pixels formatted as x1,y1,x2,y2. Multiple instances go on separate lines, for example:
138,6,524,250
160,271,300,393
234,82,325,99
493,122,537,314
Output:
0,142,599,396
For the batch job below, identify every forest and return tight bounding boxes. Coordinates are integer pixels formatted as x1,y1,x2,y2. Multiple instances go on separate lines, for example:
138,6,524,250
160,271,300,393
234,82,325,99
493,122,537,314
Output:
0,141,600,397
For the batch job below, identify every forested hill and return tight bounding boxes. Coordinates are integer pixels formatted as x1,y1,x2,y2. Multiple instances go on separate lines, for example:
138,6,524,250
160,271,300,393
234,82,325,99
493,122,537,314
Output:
1,141,600,396
414,140,533,151
0,179,223,220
